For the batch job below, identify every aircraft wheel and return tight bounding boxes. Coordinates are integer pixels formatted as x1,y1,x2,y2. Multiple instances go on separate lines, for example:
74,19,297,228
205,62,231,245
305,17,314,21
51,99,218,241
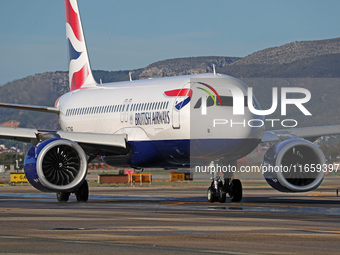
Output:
76,180,89,202
229,179,242,202
57,192,70,202
207,187,216,203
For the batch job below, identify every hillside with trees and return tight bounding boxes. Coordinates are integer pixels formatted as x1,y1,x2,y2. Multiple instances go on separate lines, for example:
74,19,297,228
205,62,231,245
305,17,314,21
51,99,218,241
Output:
1,38,340,131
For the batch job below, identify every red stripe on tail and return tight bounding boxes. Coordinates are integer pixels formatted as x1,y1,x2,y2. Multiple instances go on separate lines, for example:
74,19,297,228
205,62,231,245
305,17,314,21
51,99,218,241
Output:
65,0,82,42
71,65,89,90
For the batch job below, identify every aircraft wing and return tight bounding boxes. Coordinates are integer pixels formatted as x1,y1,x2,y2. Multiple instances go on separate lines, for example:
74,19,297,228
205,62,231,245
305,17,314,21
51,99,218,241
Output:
0,103,59,114
261,125,340,143
0,126,128,154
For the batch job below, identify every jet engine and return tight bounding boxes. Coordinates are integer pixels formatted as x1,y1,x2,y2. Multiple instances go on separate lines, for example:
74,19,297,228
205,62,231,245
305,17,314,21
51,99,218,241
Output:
263,139,326,192
24,138,87,192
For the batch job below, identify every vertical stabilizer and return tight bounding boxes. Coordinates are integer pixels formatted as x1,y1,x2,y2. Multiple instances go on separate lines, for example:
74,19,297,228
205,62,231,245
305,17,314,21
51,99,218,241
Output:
65,0,97,91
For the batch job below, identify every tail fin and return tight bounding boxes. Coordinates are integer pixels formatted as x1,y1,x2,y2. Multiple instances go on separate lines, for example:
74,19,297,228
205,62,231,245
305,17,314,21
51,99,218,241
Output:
65,0,97,91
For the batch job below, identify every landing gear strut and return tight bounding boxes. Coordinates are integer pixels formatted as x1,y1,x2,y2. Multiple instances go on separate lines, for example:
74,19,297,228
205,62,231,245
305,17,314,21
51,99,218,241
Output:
207,177,242,203
56,180,89,202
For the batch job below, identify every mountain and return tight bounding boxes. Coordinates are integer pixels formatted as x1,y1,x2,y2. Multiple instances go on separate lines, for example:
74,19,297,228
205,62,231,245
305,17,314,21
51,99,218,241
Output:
137,56,240,79
1,38,340,131
234,38,340,65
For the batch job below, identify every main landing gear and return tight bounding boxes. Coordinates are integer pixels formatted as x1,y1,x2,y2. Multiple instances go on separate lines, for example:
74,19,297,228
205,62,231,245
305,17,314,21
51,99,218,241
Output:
207,176,243,203
56,180,89,202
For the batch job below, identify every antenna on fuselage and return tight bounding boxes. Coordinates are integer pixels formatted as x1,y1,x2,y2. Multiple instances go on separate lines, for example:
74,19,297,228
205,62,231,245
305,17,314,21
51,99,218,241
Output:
129,71,133,82
213,64,216,76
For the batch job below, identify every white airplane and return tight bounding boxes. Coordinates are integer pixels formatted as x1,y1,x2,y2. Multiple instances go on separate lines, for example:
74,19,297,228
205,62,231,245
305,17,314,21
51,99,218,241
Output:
1,0,340,203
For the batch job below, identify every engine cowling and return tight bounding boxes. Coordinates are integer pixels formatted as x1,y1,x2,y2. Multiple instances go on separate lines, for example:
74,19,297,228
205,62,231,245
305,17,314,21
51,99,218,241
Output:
24,138,87,192
263,139,325,192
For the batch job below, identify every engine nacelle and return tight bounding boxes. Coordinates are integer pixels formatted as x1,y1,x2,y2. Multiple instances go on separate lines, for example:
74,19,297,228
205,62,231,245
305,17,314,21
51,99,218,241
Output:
263,139,325,192
24,138,87,192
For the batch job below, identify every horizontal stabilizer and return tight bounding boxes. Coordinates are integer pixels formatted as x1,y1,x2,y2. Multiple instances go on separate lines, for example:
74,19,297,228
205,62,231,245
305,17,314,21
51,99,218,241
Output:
0,103,59,114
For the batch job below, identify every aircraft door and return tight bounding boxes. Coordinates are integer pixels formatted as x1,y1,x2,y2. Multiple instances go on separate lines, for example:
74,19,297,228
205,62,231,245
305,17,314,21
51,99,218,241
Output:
120,99,128,123
171,83,190,129
172,101,180,129
125,98,132,122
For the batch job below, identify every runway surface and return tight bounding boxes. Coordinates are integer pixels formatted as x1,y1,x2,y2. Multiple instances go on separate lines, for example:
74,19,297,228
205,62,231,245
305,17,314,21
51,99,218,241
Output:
1,179,340,254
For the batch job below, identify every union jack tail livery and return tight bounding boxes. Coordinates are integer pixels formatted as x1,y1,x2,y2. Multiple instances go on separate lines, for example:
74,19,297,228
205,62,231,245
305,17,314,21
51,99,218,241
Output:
65,0,97,91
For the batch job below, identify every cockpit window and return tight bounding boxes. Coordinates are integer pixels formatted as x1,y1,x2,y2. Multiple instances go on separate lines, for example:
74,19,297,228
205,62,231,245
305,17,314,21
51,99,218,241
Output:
194,96,248,109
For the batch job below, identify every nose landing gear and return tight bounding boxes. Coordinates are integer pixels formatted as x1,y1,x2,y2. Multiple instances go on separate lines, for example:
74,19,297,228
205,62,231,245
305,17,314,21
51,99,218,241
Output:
207,175,243,203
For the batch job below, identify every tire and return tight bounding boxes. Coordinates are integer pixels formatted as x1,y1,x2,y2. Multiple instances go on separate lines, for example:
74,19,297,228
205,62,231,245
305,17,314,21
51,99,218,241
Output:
229,179,242,202
57,192,70,202
207,187,216,203
218,186,226,203
76,180,89,202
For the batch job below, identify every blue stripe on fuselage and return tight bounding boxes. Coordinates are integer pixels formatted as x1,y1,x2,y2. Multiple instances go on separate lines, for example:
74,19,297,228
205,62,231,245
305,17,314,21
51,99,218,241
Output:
125,138,260,167
175,97,191,110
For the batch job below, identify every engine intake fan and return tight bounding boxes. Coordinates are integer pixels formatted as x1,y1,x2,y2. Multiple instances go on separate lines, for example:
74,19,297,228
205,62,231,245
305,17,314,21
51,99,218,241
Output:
24,138,87,192
263,139,326,192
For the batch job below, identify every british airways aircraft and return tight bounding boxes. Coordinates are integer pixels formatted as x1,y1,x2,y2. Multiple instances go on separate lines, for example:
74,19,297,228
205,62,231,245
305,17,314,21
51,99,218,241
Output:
1,0,340,203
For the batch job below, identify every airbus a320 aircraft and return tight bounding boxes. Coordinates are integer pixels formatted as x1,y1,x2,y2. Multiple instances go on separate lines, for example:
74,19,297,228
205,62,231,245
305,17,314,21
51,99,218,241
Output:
1,0,340,203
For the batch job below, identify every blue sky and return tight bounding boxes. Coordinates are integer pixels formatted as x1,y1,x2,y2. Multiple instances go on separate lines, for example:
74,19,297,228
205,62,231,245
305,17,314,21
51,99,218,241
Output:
0,0,340,85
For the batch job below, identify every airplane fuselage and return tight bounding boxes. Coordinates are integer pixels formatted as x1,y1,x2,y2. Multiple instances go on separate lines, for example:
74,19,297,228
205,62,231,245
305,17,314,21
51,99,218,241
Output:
57,73,264,168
